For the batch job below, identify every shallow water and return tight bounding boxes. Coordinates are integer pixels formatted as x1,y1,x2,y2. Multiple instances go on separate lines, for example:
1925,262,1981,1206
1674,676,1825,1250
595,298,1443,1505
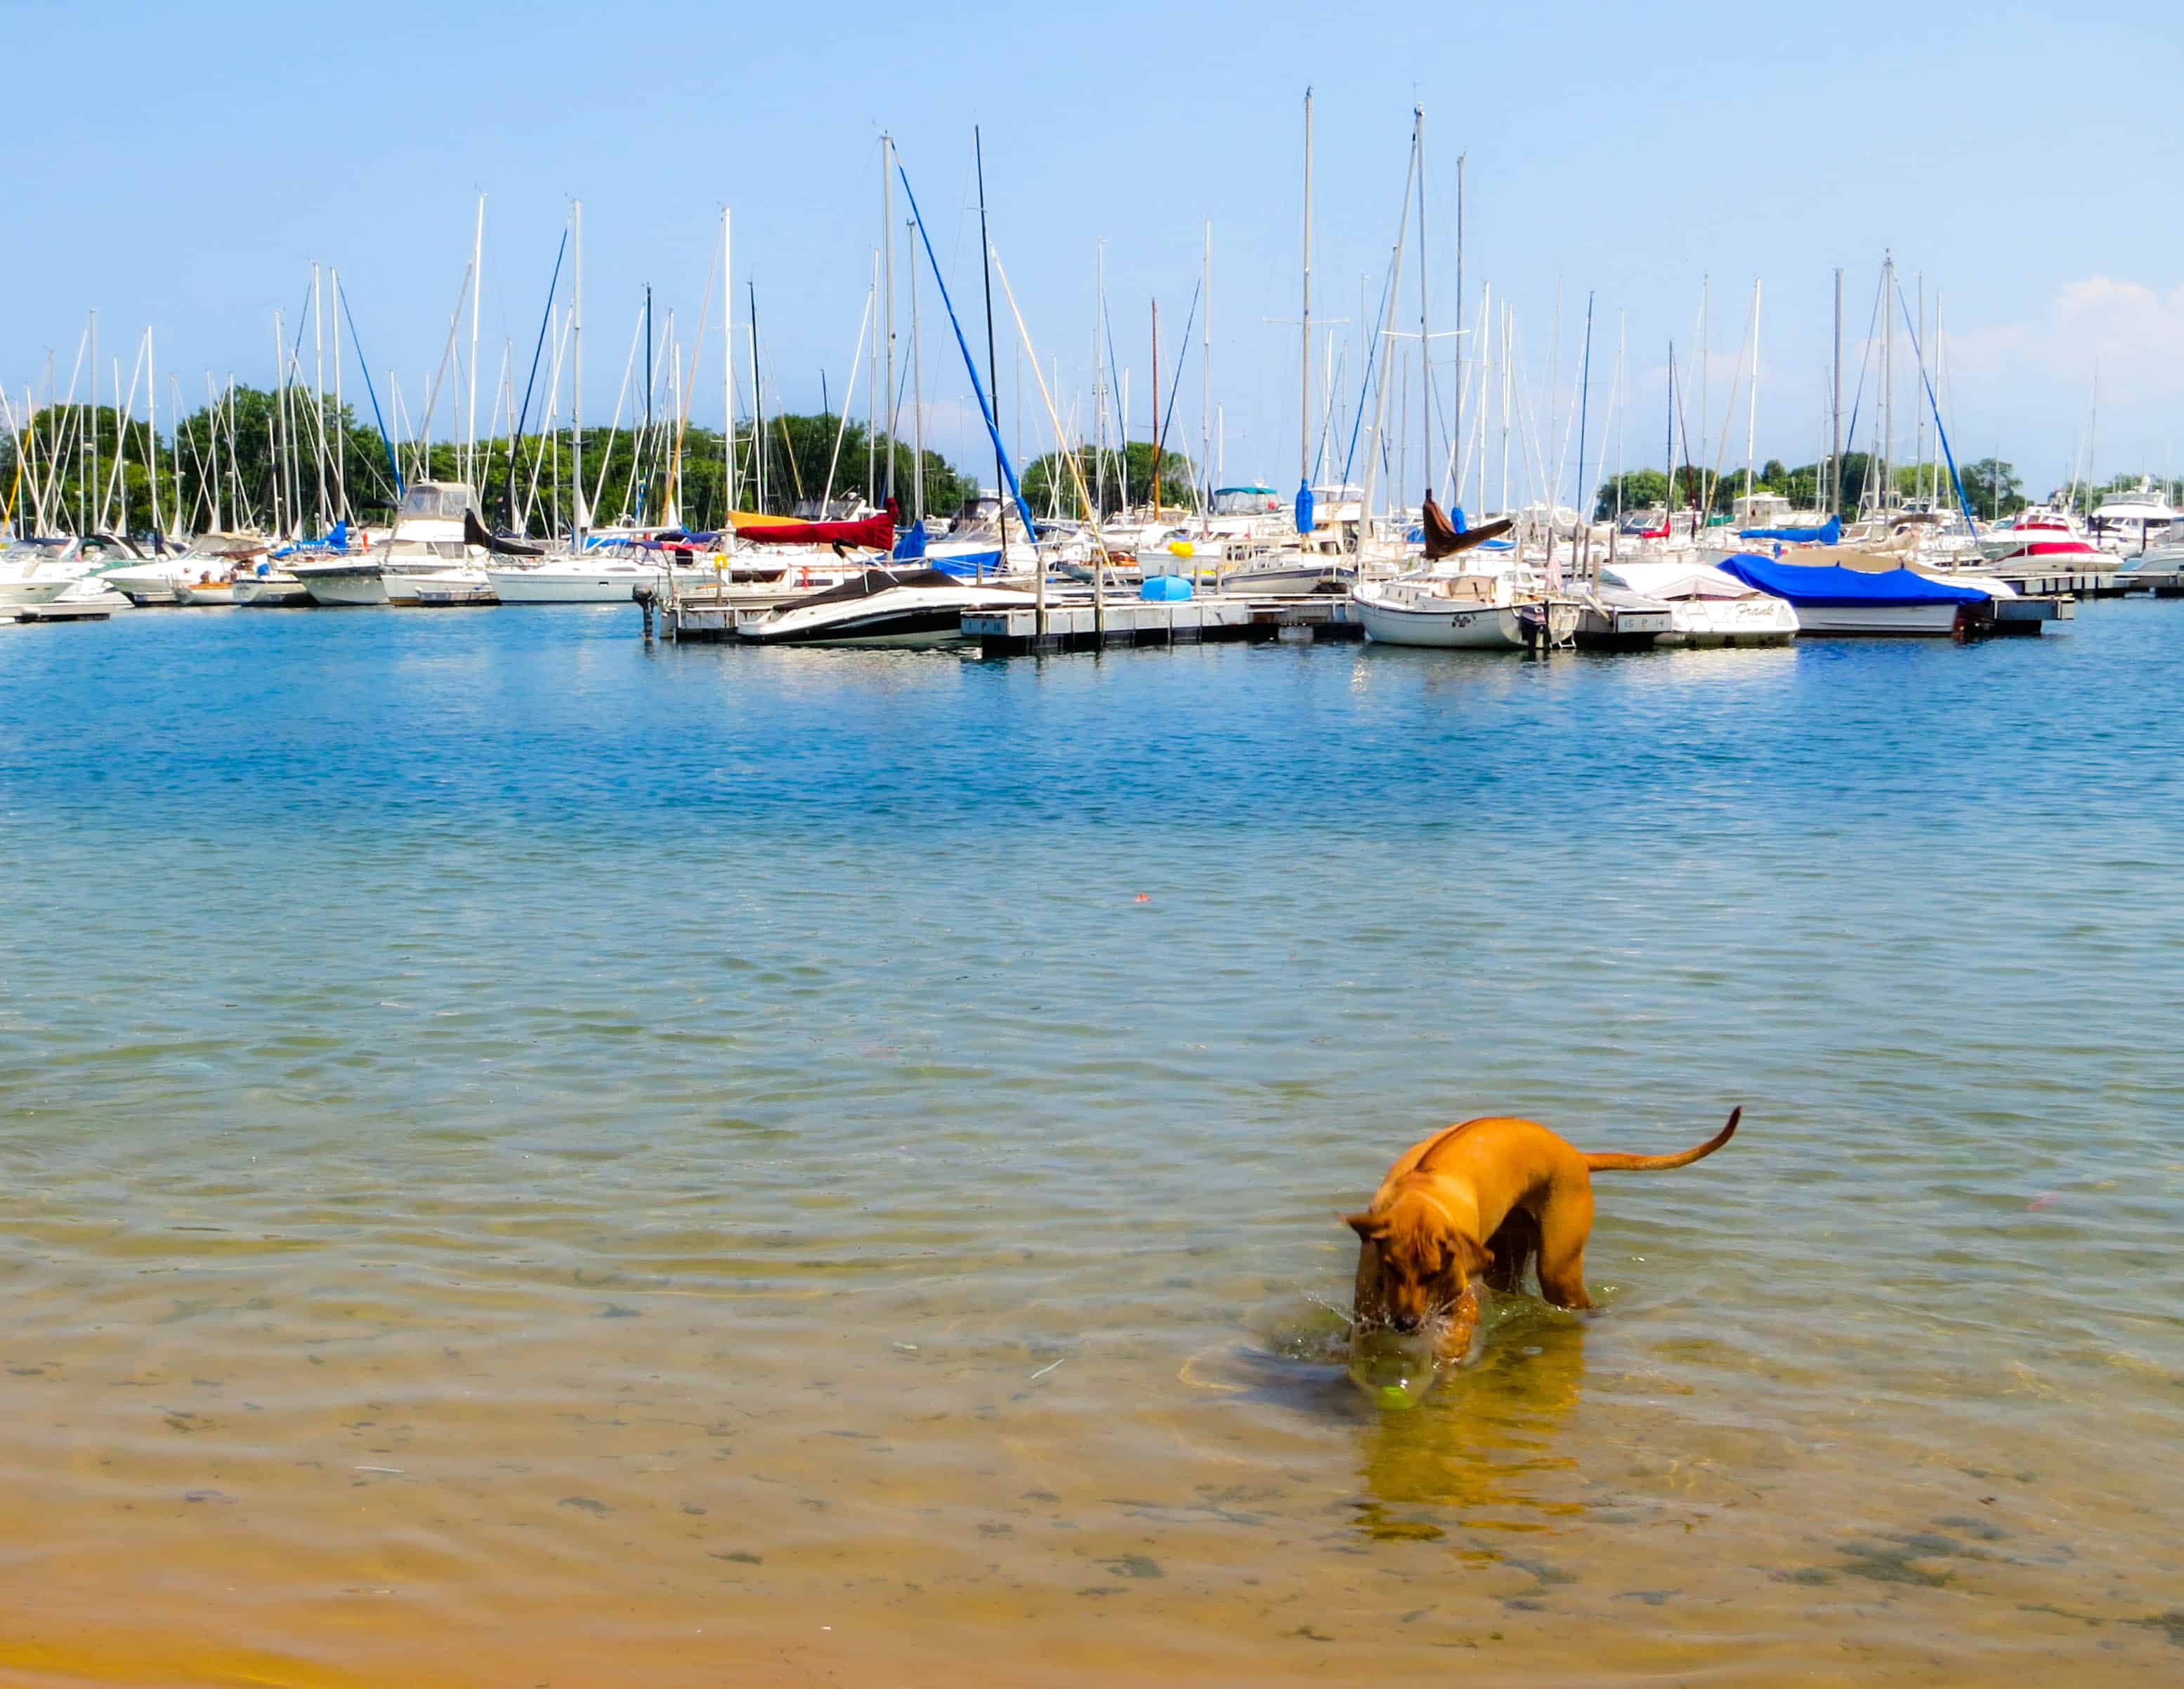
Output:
1,601,2180,1687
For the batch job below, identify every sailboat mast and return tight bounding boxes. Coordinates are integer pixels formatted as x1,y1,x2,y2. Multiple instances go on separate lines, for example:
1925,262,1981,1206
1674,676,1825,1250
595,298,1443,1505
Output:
147,327,159,539
311,263,328,533
882,136,896,507
1745,278,1760,523
1201,220,1212,519
1415,106,1430,511
1150,297,1160,517
467,194,485,493
1831,267,1843,514
331,269,346,526
87,310,98,534
749,281,764,511
909,221,924,523
1093,240,1106,516
573,200,585,542
1453,152,1465,508
973,126,1007,556
1300,86,1313,491
643,284,654,520
1881,250,1893,514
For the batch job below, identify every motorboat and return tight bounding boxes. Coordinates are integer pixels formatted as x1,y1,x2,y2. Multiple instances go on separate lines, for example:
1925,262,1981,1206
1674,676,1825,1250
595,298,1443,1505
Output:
231,564,311,607
1715,552,2009,636
0,533,147,606
292,483,483,605
1598,559,1800,646
733,566,1038,647
2087,481,2178,553
107,533,272,606
1976,504,2106,568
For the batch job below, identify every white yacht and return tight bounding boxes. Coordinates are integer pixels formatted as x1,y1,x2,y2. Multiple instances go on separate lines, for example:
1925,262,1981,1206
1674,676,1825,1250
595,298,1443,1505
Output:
292,483,485,606
2087,481,2179,554
0,533,148,606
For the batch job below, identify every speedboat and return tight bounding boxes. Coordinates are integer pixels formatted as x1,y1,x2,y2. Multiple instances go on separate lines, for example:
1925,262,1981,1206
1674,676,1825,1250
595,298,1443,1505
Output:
733,566,1038,647
231,563,311,607
107,534,271,606
1600,560,1800,646
1715,552,2008,635
0,533,147,606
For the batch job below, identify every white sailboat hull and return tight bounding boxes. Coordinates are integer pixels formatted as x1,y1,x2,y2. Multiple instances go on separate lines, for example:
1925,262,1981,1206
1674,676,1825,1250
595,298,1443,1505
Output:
488,564,660,603
1357,596,1534,647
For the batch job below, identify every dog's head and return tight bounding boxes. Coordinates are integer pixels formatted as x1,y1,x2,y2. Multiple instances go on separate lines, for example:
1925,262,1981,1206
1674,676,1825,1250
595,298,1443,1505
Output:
1345,1187,1493,1334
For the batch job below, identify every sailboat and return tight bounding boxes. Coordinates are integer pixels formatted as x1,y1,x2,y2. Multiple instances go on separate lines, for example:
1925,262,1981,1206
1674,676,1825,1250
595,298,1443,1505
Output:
1352,498,1569,647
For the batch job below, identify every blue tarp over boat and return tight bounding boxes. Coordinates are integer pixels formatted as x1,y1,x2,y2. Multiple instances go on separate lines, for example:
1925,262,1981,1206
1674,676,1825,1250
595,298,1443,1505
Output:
1715,554,1991,606
1737,514,1841,544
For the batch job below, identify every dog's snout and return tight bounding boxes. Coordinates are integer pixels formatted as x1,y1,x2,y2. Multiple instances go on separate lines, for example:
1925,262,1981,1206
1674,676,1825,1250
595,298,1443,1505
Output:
1391,1312,1421,1333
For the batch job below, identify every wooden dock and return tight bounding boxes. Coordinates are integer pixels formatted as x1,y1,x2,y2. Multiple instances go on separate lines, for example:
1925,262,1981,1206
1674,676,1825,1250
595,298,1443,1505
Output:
11,601,114,623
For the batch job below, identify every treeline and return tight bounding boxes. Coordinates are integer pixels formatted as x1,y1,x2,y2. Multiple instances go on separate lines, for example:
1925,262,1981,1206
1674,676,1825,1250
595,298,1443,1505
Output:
1593,454,2039,523
1,389,979,537
1019,439,1199,517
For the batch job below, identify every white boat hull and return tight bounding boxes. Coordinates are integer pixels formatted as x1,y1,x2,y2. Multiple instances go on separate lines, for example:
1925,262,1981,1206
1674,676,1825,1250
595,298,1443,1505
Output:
1219,561,1351,597
1357,598,1532,647
1659,597,1800,646
488,566,659,603
294,563,391,606
1790,601,1962,637
232,574,310,606
171,580,238,606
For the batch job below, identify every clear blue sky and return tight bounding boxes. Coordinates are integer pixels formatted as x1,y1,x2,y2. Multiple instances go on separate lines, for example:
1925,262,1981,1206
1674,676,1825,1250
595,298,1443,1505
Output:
6,0,2178,503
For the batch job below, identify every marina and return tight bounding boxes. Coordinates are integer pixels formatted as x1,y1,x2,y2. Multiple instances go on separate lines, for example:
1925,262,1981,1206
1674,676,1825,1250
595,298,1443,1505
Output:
6,4,2183,1684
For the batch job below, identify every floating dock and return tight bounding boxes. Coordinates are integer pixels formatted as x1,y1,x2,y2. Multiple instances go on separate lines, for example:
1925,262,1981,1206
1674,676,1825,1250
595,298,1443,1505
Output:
11,601,114,623
1987,565,2136,598
639,587,1364,653
962,596,1362,656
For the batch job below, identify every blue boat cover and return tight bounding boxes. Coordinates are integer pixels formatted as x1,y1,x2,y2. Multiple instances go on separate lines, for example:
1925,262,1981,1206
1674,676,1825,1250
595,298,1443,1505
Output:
1737,514,1840,544
1295,481,1314,535
892,519,928,560
1715,553,1989,606
1140,574,1193,601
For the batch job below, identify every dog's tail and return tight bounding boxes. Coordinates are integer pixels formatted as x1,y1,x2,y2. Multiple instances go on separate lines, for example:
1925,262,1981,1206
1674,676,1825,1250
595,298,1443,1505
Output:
1583,1107,1739,1173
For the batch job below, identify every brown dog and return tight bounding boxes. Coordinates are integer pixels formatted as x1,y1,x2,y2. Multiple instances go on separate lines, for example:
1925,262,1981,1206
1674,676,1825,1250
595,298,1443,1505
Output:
1347,1109,1740,1362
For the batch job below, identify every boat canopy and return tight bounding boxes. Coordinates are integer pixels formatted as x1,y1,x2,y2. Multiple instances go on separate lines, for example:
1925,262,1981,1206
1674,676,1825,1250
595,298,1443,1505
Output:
1737,514,1841,544
1716,554,1990,606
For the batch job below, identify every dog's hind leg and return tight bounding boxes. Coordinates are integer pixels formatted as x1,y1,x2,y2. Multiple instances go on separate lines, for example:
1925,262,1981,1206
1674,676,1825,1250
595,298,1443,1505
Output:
1484,1207,1541,1295
1534,1183,1597,1310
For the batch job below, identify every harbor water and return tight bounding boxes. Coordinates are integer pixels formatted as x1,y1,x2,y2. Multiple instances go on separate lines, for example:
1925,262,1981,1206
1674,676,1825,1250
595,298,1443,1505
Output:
1,603,2180,1686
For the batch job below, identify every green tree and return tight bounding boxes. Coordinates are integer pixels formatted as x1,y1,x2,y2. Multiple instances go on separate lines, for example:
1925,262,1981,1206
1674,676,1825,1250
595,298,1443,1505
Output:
1023,439,1196,517
1595,468,1667,521
1956,458,2025,519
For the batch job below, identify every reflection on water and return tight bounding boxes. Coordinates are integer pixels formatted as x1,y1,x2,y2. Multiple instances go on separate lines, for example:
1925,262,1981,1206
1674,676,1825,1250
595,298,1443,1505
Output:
1,601,2181,1684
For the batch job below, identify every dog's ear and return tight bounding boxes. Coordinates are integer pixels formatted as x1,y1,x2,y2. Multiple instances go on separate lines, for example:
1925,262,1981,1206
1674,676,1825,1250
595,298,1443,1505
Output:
1456,1234,1495,1275
1342,1211,1386,1242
